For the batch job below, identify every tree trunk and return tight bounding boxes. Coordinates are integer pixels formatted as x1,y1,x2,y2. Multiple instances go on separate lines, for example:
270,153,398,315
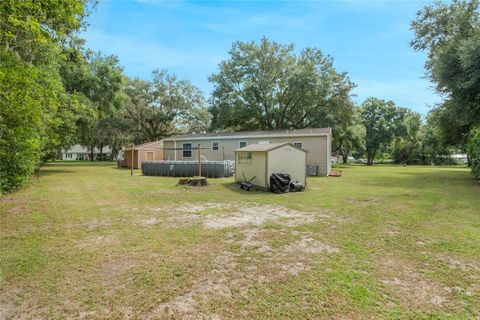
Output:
111,144,117,161
99,143,104,161
342,154,348,164
366,150,375,165
90,145,94,161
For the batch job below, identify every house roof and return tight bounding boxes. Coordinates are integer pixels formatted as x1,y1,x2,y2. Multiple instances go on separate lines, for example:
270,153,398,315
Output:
135,140,163,149
122,140,163,151
164,128,331,141
235,142,307,153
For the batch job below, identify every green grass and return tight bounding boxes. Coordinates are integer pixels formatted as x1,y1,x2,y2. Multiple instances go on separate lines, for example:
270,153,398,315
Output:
1,161,479,319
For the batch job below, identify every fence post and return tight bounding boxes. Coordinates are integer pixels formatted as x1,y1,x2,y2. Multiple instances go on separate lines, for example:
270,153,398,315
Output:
131,144,134,176
198,144,202,177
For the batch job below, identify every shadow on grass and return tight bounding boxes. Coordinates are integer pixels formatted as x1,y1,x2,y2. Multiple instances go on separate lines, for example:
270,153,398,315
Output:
40,169,76,175
360,167,475,190
112,166,134,171
44,161,116,167
218,180,275,195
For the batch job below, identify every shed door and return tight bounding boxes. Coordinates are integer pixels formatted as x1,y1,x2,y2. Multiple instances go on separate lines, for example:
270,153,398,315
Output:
146,151,154,161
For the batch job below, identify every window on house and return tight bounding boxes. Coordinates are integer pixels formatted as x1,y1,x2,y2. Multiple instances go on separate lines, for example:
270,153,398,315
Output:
293,141,303,149
238,152,252,164
183,143,192,158
239,141,247,148
212,141,219,151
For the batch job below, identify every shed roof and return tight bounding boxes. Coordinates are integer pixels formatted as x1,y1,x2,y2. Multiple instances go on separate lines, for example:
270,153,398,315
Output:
164,128,331,141
235,142,307,153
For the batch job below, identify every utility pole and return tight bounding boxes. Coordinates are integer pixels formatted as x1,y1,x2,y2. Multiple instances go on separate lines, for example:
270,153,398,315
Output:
131,144,134,176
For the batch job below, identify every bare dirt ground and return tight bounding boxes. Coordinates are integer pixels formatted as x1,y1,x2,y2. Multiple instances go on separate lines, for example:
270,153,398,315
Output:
137,202,341,319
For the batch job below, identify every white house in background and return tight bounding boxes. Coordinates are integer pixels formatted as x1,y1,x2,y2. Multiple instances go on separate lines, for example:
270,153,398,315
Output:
451,153,468,164
61,144,118,160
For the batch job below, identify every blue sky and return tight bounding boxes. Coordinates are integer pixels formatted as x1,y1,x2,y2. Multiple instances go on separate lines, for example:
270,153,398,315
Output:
82,0,440,115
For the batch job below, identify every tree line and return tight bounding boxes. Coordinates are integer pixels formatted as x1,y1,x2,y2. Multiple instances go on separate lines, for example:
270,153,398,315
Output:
1,0,479,194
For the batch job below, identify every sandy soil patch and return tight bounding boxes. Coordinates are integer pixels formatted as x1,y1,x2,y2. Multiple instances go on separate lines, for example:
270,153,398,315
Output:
283,236,339,254
63,218,111,231
76,234,118,249
99,258,140,278
445,257,480,272
176,202,228,214
379,258,450,310
4,204,28,215
203,205,319,229
135,203,330,230
148,228,339,319
346,197,380,206
161,202,329,229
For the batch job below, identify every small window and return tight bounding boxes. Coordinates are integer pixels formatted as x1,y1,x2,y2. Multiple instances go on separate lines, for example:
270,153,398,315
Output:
183,143,192,158
238,151,252,164
239,141,247,148
293,141,303,149
212,141,219,151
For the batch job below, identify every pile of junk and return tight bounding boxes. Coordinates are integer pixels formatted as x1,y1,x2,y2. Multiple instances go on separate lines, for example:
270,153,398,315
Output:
240,173,305,193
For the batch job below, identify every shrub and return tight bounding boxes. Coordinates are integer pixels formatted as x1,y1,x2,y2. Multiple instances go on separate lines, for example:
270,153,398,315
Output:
467,127,480,179
0,51,43,194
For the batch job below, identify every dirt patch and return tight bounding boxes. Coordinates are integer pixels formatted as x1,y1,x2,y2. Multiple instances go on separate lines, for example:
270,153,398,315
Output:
148,251,236,319
148,228,339,319
283,236,339,254
76,235,118,249
99,258,140,277
176,202,228,214
119,204,141,213
136,217,160,226
166,202,328,229
379,258,450,310
64,219,111,231
280,262,306,276
346,197,380,206
203,205,318,229
5,205,28,215
445,257,480,272
139,203,330,231
234,228,273,253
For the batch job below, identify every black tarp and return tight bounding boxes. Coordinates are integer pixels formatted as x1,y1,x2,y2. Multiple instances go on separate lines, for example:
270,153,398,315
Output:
269,173,292,193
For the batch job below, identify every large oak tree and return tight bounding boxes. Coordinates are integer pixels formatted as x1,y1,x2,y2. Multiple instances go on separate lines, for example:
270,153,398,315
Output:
208,37,356,132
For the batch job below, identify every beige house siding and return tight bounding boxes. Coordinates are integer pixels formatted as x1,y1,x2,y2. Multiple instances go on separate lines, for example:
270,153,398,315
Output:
163,134,331,176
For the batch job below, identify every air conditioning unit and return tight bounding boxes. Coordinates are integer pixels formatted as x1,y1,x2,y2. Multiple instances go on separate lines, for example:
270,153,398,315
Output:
307,165,318,176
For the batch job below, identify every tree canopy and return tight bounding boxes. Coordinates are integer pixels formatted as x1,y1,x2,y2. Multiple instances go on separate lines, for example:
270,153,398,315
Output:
209,37,356,132
411,0,480,144
0,0,94,193
123,70,207,144
412,0,480,177
360,98,417,165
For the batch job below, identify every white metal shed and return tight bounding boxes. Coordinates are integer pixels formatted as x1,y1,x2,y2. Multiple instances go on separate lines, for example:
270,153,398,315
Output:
234,142,307,189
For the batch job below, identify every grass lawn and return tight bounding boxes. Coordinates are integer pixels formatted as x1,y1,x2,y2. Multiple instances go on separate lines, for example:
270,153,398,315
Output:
1,162,479,319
